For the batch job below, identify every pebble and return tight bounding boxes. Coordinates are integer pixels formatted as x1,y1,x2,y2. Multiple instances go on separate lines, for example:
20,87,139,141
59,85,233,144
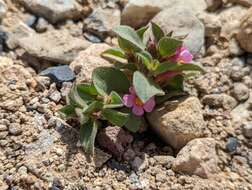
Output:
36,17,49,33
242,122,252,138
226,137,238,153
8,123,22,136
153,155,175,169
0,131,8,139
131,156,148,171
40,65,75,83
232,83,249,102
0,124,7,131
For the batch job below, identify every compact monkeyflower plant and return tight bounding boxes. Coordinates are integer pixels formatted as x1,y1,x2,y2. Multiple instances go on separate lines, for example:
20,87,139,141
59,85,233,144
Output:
60,22,204,154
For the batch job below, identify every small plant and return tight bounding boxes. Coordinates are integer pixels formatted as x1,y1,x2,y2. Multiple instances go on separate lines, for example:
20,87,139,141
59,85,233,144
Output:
60,22,204,154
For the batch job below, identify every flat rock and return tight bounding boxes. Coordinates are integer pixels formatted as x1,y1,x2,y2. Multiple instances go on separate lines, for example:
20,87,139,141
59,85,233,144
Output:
152,5,205,56
121,0,207,28
147,96,206,150
0,0,7,20
70,43,111,82
84,8,120,39
172,138,218,178
40,65,75,83
16,29,91,64
18,0,90,23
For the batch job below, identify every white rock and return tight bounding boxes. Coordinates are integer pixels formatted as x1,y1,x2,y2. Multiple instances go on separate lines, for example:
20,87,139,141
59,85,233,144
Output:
147,97,206,150
172,138,218,178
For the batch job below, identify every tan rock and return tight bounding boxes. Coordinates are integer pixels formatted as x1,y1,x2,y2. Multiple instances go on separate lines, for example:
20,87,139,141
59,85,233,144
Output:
237,7,252,52
172,138,218,178
70,43,111,82
147,96,206,150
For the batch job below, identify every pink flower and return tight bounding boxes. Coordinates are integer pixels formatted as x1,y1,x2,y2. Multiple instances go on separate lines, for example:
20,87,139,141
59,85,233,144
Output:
170,46,193,63
123,87,155,116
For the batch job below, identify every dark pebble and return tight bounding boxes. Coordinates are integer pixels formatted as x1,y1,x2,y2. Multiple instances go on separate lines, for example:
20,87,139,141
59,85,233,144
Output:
40,65,75,83
84,33,102,43
226,137,238,153
107,159,131,172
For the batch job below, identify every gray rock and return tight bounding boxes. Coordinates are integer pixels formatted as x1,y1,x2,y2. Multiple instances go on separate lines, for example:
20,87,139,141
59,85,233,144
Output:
0,0,7,20
36,17,49,33
147,96,205,150
83,8,120,40
242,122,252,138
230,66,249,81
232,83,249,102
205,0,223,12
152,6,205,55
18,0,90,23
40,65,75,83
0,124,7,131
229,38,244,56
131,155,148,171
153,155,175,169
172,138,218,178
202,94,238,110
226,137,238,153
8,123,22,136
121,0,207,28
97,126,133,159
16,30,91,64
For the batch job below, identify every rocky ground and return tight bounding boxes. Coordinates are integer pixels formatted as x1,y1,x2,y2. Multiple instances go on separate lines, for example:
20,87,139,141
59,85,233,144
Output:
1,0,252,189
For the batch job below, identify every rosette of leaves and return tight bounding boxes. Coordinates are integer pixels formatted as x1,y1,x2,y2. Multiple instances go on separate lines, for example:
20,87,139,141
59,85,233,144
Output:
60,67,141,154
102,22,204,102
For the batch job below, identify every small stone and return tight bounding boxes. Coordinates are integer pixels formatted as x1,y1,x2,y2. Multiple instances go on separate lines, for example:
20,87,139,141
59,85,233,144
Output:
24,14,37,27
230,66,248,81
123,148,136,161
0,124,7,131
49,90,61,103
226,137,238,153
131,156,148,171
229,38,244,56
83,8,121,40
172,138,218,178
242,122,252,138
40,65,75,83
155,172,167,183
8,123,22,136
232,83,249,102
202,94,238,110
97,126,133,159
36,17,49,33
205,0,223,12
0,131,8,139
84,33,102,43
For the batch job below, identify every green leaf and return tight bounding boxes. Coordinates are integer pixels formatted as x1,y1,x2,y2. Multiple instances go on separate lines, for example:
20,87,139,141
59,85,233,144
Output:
75,108,89,124
137,25,149,40
101,109,130,127
102,48,126,59
156,91,187,105
59,104,76,118
164,75,184,91
113,25,145,51
158,37,182,57
77,83,98,96
155,62,204,75
114,62,137,71
83,101,103,114
133,71,164,103
68,85,92,108
104,91,123,109
136,51,153,70
151,22,164,42
92,67,130,96
125,114,142,133
80,120,99,154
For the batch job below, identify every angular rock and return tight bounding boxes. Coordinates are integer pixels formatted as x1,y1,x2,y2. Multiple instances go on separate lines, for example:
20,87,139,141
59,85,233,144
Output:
147,96,206,150
202,94,238,110
237,7,252,52
40,65,75,83
226,137,238,153
232,83,249,102
152,6,205,55
121,0,207,28
97,126,133,159
83,8,120,40
205,0,223,12
242,122,252,138
16,30,91,64
70,43,111,82
172,138,218,178
93,148,112,168
18,0,90,23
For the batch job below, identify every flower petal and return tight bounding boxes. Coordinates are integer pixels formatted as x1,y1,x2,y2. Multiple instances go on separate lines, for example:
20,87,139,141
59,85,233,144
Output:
179,49,193,63
143,97,155,112
129,86,136,95
132,105,144,116
123,94,134,108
